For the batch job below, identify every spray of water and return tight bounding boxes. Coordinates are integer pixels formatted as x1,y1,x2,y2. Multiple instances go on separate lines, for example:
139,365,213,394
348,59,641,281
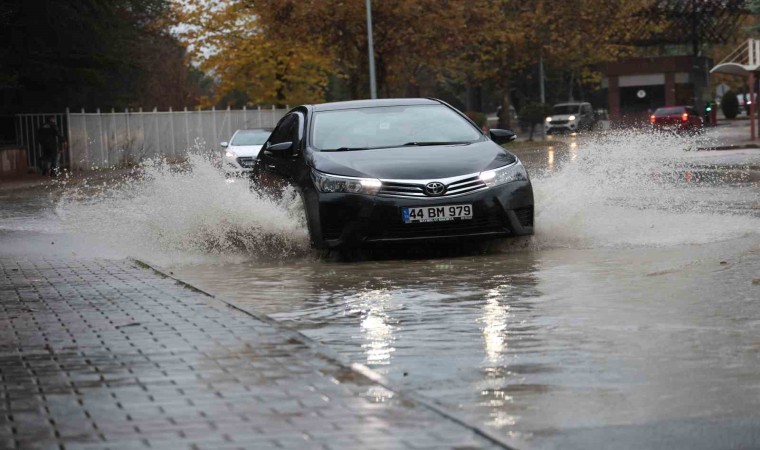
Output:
54,131,758,264
56,154,310,265
532,129,759,249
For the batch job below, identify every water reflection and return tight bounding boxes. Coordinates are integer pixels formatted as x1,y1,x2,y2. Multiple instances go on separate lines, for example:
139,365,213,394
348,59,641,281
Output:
481,287,510,364
479,285,520,429
547,147,555,174
175,252,545,435
354,289,395,366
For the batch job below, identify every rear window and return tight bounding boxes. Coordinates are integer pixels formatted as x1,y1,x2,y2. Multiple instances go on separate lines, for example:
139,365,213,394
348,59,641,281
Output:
654,107,686,116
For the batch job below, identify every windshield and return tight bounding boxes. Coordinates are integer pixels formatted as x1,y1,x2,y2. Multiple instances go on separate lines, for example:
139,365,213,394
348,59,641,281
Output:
654,107,686,116
552,105,581,115
311,104,482,151
231,130,271,145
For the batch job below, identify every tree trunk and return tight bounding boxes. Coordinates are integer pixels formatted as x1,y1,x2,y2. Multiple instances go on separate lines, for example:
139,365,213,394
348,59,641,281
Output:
568,71,575,102
498,80,512,129
466,84,482,112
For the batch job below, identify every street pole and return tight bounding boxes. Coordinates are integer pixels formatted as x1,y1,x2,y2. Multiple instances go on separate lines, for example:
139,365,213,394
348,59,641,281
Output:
540,54,546,140
539,55,545,104
366,0,377,99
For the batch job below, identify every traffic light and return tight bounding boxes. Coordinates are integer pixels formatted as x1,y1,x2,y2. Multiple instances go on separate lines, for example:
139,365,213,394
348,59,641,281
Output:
704,101,717,125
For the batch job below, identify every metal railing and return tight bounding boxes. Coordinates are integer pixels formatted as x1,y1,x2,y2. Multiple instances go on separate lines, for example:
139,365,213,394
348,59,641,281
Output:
13,106,288,171
715,38,760,68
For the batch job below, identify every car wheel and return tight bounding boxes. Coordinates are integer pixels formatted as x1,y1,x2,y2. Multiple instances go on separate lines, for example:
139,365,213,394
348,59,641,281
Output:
293,188,330,252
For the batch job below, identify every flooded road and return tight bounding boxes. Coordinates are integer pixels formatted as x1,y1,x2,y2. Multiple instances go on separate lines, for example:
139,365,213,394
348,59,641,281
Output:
4,130,760,449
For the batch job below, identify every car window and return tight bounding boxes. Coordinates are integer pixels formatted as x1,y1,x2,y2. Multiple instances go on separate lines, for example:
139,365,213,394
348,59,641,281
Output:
311,104,481,151
268,114,298,147
654,107,686,115
553,105,581,115
231,130,271,146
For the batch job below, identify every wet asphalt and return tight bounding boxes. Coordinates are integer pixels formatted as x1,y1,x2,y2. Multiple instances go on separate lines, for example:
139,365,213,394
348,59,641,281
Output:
2,129,760,449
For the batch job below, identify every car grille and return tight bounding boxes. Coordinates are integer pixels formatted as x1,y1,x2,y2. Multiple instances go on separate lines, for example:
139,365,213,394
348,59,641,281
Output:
550,120,569,125
368,216,509,241
514,206,533,227
236,157,256,168
378,174,487,198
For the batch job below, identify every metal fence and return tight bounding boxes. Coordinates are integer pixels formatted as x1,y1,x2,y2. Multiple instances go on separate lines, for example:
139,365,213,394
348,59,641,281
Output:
13,113,69,170
14,107,288,171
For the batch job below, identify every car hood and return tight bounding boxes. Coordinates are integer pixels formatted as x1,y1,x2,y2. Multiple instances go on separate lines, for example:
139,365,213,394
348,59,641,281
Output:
308,141,516,179
228,145,263,157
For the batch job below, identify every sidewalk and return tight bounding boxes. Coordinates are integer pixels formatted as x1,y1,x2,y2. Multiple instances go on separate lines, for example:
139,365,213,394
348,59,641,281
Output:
700,117,760,149
0,257,508,450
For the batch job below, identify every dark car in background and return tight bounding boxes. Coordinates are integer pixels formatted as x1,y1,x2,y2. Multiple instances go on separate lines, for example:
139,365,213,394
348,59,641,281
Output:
254,98,534,250
649,106,704,133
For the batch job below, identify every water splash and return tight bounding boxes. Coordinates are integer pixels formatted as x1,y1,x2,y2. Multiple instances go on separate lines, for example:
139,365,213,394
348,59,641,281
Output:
54,131,759,263
56,154,309,265
532,130,760,249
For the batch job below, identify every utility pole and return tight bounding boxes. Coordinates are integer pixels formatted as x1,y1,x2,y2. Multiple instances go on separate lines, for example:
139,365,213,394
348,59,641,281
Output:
539,55,545,104
540,54,546,140
366,0,378,99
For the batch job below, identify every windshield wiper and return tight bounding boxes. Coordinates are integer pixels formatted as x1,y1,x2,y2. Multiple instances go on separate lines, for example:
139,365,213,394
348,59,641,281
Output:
400,141,473,147
322,146,372,152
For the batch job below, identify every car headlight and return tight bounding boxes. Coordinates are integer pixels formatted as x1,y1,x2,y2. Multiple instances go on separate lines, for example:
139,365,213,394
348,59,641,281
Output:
478,160,528,187
311,170,382,195
225,150,237,159
545,117,552,122
568,115,576,121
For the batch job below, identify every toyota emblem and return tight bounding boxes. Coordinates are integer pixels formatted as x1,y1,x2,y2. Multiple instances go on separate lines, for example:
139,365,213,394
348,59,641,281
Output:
424,182,446,196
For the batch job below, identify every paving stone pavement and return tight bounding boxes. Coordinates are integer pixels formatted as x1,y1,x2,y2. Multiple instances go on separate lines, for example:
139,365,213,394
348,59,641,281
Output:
0,257,509,450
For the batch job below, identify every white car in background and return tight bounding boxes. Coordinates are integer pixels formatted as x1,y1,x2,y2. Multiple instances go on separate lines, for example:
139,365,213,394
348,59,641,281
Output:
545,102,595,134
220,129,272,175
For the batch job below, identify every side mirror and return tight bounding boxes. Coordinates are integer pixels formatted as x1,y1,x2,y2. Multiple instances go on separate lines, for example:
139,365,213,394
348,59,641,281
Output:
265,141,293,153
489,129,517,145
220,142,228,148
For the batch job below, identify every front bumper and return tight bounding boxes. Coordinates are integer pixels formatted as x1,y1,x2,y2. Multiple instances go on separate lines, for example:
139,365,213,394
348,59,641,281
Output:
546,122,578,133
310,181,534,248
224,156,257,174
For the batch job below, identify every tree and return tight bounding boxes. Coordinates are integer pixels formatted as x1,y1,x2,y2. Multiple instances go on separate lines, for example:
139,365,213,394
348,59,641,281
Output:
0,0,202,113
175,0,484,105
175,0,653,111
440,0,649,129
721,90,740,119
518,102,552,141
175,1,337,106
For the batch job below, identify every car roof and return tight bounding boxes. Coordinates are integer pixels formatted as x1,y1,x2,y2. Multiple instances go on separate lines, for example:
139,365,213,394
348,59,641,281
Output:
311,98,441,112
234,128,272,132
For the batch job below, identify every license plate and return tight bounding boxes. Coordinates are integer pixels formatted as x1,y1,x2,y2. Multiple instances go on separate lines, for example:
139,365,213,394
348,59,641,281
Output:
402,204,473,223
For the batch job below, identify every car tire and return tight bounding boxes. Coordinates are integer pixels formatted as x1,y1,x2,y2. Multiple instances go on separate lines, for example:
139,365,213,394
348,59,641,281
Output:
295,188,329,251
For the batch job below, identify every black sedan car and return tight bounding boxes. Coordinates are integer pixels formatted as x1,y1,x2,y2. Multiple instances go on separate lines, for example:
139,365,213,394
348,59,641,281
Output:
256,98,534,249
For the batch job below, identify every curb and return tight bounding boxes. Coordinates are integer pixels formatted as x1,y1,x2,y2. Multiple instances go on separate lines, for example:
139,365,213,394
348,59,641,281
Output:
131,258,519,450
696,144,760,151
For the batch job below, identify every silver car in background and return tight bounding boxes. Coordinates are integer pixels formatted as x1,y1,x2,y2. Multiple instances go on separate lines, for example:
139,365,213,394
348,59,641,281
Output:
220,129,272,174
545,102,595,134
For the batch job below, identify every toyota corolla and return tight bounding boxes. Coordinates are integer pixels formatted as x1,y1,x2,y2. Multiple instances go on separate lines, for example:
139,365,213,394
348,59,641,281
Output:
255,98,534,250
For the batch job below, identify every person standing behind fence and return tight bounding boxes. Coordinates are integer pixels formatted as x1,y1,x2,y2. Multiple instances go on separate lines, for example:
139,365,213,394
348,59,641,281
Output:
37,117,62,176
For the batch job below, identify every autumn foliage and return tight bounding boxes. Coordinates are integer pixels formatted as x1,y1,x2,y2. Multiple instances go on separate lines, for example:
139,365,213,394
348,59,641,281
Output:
174,0,651,108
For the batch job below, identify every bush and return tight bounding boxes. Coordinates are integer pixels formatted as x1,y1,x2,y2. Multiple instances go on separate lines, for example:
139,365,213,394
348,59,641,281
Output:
518,102,553,140
465,111,488,129
721,90,739,119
